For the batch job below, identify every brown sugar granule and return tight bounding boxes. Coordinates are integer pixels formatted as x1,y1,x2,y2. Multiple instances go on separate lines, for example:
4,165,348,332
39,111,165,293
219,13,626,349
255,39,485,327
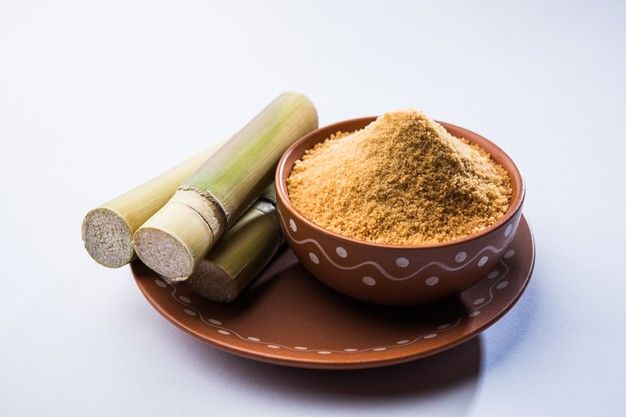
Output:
286,110,513,245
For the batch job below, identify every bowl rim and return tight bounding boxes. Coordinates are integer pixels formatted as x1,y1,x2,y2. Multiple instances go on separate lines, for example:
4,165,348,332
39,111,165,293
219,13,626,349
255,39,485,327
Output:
275,116,526,250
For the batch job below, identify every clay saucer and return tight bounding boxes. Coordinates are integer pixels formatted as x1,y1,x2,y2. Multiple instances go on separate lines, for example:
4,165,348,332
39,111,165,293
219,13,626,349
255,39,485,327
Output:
132,216,534,369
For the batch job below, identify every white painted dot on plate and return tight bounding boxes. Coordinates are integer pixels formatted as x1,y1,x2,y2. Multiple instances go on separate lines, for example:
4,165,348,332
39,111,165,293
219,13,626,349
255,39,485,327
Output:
396,257,409,267
478,256,489,267
318,351,331,355
335,246,348,258
289,218,297,232
218,329,231,335
362,276,376,286
396,340,410,345
425,276,439,286
344,348,358,352
455,252,467,263
473,298,486,305
496,281,509,289
487,270,500,279
183,309,197,316
309,252,319,264
436,324,451,330
155,279,167,288
178,295,191,303
423,333,438,339
504,250,515,259
267,344,280,349
504,224,514,237
373,347,386,352
247,337,260,342
468,310,481,317
208,318,222,325
294,346,307,350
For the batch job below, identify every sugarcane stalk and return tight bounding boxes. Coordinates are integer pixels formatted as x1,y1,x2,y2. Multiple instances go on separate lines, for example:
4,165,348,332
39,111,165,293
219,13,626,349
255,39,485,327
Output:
185,186,282,302
81,146,217,268
134,92,317,280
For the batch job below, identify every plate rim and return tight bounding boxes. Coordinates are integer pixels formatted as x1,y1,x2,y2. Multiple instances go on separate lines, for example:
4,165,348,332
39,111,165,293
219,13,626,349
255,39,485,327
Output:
132,216,535,370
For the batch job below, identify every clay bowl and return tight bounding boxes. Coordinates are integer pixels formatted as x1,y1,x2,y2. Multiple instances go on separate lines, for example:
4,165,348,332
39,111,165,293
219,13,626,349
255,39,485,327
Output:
275,117,525,305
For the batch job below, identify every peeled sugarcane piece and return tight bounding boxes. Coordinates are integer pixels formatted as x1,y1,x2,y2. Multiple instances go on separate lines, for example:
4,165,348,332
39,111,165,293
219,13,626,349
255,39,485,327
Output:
185,186,282,302
134,92,318,280
81,147,217,268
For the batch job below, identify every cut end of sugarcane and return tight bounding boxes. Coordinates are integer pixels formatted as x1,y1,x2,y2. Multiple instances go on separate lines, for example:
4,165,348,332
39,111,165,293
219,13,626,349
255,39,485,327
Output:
134,226,195,280
187,262,239,303
81,208,134,268
134,191,225,280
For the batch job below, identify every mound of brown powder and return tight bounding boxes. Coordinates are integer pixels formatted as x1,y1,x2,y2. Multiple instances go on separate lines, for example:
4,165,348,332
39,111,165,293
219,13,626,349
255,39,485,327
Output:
286,110,512,245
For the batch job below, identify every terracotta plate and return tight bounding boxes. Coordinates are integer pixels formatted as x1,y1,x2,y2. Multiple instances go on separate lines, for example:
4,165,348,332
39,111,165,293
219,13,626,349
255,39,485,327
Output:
132,216,535,369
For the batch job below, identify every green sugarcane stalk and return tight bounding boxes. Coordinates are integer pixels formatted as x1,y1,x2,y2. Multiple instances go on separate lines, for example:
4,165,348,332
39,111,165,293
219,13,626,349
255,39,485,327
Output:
81,146,217,268
134,92,317,280
185,186,282,302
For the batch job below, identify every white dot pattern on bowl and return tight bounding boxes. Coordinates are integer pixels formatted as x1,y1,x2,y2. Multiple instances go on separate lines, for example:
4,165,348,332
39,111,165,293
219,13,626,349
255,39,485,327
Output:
487,270,500,279
278,210,517,285
504,224,513,237
504,250,515,259
289,219,297,232
473,298,486,305
425,276,439,286
496,281,509,289
155,279,167,288
178,295,191,303
184,308,197,316
335,246,348,258
396,257,409,268
362,276,376,286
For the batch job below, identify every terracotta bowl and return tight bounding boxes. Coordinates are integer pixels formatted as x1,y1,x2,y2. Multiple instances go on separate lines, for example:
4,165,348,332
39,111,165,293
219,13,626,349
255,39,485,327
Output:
275,117,525,305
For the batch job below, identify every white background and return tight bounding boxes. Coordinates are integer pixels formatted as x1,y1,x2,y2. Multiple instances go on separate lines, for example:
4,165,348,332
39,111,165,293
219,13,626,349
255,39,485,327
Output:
1,1,625,416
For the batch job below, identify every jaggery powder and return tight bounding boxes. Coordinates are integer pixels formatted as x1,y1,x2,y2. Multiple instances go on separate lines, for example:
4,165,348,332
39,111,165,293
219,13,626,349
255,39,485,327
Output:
286,110,513,245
